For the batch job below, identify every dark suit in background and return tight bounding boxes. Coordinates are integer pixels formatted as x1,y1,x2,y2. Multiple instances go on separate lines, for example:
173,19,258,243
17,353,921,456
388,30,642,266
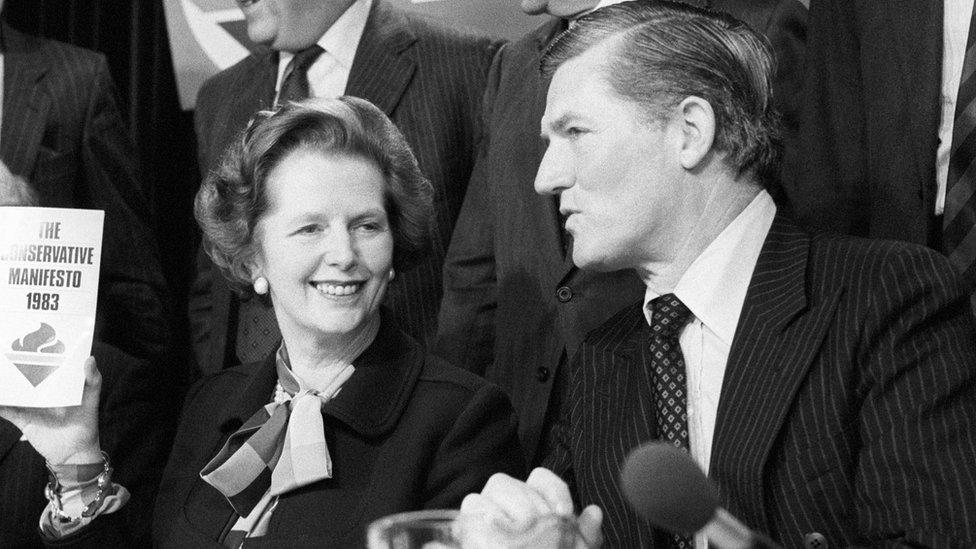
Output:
0,22,172,363
782,0,942,245
434,0,807,465
189,0,499,374
546,215,976,547
0,343,177,548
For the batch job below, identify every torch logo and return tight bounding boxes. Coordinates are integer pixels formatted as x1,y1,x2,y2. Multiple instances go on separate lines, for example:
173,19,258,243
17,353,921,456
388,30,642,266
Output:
6,323,66,387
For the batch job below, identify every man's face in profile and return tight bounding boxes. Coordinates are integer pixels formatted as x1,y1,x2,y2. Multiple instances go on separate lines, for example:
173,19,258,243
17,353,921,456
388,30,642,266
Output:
535,45,685,273
520,0,600,18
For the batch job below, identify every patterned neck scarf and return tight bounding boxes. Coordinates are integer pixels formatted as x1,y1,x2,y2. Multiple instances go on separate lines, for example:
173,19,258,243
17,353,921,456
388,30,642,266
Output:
200,352,355,544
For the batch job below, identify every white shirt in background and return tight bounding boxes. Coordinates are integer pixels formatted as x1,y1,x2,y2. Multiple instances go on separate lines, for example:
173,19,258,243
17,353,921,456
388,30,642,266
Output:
273,0,372,104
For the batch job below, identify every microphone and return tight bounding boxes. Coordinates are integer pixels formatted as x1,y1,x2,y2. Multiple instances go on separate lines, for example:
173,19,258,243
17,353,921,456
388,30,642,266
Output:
620,442,783,549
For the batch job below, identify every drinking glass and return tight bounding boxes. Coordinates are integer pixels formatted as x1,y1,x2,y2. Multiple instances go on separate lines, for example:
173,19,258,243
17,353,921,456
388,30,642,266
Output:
366,509,578,549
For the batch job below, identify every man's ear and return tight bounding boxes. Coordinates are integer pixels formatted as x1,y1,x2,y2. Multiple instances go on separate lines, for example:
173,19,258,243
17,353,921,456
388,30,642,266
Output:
674,96,716,170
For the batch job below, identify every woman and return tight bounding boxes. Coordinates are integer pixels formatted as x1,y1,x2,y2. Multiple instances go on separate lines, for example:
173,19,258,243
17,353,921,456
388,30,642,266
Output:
1,97,525,546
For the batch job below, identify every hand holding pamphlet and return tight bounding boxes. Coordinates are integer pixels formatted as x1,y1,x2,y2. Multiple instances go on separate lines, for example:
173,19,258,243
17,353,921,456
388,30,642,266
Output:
0,207,103,407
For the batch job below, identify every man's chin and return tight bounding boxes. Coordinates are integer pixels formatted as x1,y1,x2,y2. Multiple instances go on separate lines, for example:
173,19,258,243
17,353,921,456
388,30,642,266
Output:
570,249,616,273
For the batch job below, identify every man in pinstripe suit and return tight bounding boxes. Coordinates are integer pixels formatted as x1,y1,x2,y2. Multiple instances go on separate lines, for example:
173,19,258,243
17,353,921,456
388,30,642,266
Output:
463,2,976,547
0,10,172,366
435,0,806,469
189,0,498,374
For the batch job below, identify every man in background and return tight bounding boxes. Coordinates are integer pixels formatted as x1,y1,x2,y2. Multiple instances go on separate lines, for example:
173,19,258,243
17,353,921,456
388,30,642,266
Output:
784,0,976,313
0,4,172,365
190,0,499,374
435,0,806,466
0,167,175,547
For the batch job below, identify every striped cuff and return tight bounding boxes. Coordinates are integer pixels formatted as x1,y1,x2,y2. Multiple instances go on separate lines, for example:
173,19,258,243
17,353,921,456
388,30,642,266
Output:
38,461,130,539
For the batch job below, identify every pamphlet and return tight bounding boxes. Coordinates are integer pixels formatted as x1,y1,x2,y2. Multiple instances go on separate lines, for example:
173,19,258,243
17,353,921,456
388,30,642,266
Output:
0,207,103,407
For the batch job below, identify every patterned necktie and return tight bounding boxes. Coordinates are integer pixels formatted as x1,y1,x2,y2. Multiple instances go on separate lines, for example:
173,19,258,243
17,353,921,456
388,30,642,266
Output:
647,293,694,549
234,47,324,364
276,45,324,106
944,6,976,300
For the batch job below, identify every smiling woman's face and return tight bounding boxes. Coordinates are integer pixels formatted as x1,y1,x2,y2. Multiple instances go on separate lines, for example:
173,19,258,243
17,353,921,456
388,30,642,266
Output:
250,148,394,345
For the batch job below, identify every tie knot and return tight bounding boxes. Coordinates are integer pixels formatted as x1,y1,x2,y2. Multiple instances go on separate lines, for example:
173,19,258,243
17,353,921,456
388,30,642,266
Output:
288,45,324,73
649,293,692,338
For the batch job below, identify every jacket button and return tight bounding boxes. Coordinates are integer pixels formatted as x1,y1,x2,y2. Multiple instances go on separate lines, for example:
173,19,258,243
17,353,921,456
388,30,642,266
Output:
536,366,550,382
803,532,827,549
555,286,573,302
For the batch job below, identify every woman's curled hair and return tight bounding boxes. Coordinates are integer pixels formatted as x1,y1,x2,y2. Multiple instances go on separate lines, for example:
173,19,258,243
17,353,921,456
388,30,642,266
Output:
194,96,434,294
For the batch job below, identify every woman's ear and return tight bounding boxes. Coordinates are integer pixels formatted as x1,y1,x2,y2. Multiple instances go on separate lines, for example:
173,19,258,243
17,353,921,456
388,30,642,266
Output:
244,247,268,294
675,96,716,170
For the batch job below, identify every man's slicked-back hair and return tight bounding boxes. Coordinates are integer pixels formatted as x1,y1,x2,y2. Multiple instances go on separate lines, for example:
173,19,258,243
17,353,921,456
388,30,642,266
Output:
541,0,782,185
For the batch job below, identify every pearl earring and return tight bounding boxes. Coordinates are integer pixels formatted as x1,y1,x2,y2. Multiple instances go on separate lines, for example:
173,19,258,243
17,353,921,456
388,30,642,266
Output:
389,268,395,281
253,276,269,294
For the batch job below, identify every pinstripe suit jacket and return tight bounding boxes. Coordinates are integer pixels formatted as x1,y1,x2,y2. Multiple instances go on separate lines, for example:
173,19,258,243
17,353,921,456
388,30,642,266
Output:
0,22,171,362
189,1,499,374
546,215,976,548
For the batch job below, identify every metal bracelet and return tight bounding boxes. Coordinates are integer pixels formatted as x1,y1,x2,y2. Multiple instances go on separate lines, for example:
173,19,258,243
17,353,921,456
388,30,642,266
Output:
44,451,114,523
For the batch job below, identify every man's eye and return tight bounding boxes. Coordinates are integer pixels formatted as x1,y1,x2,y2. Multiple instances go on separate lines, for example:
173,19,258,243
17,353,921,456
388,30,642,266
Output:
566,127,586,137
355,221,384,233
295,224,321,235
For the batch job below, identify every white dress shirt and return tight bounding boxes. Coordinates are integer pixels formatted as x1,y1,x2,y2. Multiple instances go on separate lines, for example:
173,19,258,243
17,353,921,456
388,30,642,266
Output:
936,0,975,214
273,0,372,104
642,190,777,549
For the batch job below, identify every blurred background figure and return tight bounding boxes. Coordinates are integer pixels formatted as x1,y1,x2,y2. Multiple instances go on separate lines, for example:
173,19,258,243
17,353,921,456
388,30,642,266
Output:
0,166,175,548
0,1,173,366
785,0,976,311
189,0,500,376
434,0,807,467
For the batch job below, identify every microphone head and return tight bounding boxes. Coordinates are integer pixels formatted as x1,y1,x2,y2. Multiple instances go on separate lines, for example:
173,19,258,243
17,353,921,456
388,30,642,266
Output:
620,442,720,535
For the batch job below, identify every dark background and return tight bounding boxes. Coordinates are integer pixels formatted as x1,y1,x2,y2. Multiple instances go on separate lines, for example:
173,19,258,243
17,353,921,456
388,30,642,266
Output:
4,0,204,364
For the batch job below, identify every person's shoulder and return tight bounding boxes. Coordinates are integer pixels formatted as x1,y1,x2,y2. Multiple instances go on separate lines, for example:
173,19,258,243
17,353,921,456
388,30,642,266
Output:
416,352,498,396
809,230,954,276
378,2,497,61
804,230,967,309
4,25,105,74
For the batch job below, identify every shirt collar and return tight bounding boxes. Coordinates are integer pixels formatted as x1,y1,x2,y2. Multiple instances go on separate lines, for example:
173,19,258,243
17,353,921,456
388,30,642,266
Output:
643,190,776,346
276,0,372,83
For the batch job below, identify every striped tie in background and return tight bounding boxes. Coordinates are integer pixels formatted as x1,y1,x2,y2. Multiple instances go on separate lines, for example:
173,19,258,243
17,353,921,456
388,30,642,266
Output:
944,5,976,306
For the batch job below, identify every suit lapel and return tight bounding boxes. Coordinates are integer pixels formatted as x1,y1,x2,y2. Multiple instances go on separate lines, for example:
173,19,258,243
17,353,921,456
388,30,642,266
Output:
344,0,416,116
710,215,842,531
228,50,278,135
1,23,50,179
